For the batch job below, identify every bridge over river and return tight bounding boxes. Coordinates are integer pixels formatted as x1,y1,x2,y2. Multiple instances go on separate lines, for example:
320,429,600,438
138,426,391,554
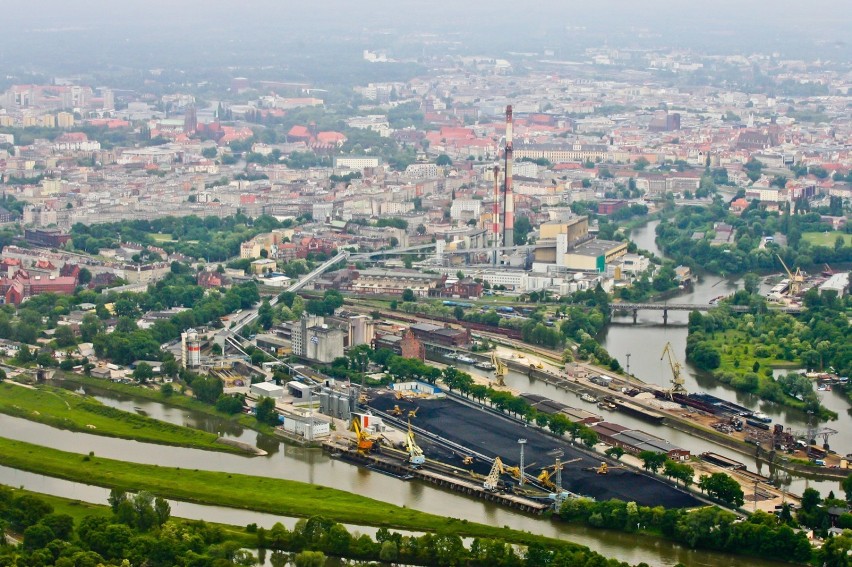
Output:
610,302,802,323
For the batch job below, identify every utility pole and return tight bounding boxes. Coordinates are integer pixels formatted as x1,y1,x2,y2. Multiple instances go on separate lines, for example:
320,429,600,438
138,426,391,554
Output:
518,438,527,486
626,353,631,379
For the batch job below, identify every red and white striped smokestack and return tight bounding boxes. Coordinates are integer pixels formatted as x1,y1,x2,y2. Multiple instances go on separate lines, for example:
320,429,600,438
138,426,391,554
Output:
492,165,501,264
503,105,515,248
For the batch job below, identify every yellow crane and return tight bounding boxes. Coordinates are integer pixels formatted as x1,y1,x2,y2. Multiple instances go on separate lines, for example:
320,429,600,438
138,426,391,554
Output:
408,407,419,419
594,462,626,475
405,420,425,466
537,457,581,490
350,417,375,454
390,405,404,416
492,352,507,387
661,342,687,399
777,254,805,296
484,457,504,492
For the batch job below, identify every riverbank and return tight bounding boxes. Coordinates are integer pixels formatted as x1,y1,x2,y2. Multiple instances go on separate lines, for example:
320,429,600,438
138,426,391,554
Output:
0,435,587,550
0,382,250,454
53,373,275,436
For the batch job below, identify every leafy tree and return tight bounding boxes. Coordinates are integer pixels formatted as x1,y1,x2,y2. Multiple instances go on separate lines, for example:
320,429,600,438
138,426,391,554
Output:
604,446,625,461
256,396,279,426
638,451,666,473
402,288,416,302
216,394,245,414
132,362,155,384
698,473,745,508
435,154,452,166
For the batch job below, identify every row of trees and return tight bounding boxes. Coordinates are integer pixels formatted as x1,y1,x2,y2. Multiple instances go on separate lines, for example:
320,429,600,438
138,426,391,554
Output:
559,498,813,564
0,484,644,567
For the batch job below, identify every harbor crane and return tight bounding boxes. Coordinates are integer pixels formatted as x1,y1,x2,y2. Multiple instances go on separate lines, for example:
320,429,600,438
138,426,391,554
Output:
661,342,687,400
405,420,425,467
777,254,805,296
492,352,507,387
537,457,581,491
350,417,376,454
484,457,505,492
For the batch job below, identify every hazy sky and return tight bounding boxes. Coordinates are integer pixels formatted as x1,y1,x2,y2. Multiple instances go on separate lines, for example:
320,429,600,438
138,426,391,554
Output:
1,1,849,75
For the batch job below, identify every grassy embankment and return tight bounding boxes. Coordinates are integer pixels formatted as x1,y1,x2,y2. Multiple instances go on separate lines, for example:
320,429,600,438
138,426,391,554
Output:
55,374,276,435
0,382,246,453
802,231,852,247
0,436,584,550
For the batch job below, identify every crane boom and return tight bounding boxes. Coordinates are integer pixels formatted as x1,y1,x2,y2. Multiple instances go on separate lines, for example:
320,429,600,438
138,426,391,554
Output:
405,420,425,466
492,352,507,386
661,342,687,399
484,457,504,491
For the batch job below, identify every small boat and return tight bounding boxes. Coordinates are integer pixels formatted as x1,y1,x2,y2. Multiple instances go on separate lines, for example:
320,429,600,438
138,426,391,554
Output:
598,401,616,410
444,352,459,360
456,355,476,364
475,361,496,370
751,412,772,424
580,393,597,403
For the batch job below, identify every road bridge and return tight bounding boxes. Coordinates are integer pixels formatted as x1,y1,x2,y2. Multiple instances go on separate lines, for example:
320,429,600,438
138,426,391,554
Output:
610,302,802,324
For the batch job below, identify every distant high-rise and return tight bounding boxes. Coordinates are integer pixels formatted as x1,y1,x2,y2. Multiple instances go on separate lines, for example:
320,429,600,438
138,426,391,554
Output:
184,105,197,134
648,110,680,132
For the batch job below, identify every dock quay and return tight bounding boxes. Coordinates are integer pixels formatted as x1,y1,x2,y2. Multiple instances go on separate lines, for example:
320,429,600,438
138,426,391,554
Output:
320,439,549,514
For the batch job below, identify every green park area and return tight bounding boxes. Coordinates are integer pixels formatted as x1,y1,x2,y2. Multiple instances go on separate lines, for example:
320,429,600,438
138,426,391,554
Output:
0,436,580,550
802,231,852,247
0,382,245,453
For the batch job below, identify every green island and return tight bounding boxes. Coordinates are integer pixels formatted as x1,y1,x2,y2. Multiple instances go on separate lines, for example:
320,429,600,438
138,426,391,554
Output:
686,288,851,417
0,382,248,453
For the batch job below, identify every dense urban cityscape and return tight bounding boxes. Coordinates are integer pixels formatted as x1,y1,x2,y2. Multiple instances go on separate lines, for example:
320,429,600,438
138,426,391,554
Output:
0,2,850,566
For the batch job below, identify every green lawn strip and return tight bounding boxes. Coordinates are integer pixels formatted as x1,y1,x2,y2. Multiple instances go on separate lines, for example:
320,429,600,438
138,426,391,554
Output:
0,383,243,454
1,484,253,545
802,231,852,247
55,374,275,435
0,437,583,551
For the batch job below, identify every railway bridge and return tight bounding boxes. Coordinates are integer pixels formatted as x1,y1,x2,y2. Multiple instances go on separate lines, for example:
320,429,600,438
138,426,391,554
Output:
610,302,802,324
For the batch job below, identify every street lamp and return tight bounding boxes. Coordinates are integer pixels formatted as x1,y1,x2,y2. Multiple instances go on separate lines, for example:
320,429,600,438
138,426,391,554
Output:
626,353,631,379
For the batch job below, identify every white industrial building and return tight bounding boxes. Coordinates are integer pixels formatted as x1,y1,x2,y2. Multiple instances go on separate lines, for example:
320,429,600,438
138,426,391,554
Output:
820,272,849,297
280,408,330,439
250,381,284,398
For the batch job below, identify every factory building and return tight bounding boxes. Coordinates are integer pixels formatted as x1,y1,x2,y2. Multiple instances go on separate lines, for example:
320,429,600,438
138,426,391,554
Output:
292,314,345,364
591,421,690,461
250,381,284,398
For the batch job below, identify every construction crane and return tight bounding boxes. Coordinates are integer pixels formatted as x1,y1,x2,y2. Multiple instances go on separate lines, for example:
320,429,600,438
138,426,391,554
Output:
530,361,544,370
484,457,504,492
408,407,419,419
350,417,375,454
390,405,404,416
777,254,805,296
492,352,507,387
405,420,425,467
661,342,687,399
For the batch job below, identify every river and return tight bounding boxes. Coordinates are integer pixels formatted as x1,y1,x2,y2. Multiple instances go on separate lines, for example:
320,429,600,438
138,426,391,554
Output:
596,220,849,495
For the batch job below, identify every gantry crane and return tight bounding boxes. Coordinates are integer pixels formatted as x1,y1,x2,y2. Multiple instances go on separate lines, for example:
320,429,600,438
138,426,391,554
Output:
492,352,507,387
777,254,805,296
661,342,687,400
405,420,425,467
350,417,375,454
408,407,419,419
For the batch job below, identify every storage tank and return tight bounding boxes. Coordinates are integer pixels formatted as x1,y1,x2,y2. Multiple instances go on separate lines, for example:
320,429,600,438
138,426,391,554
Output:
336,395,349,419
319,392,330,415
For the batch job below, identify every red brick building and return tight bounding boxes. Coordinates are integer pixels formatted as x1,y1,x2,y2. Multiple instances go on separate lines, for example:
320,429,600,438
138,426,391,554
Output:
0,269,78,305
373,328,426,361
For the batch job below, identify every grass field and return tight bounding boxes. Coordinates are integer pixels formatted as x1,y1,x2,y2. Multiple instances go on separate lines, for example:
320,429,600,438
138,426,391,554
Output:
0,436,584,550
0,382,245,453
802,231,852,247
